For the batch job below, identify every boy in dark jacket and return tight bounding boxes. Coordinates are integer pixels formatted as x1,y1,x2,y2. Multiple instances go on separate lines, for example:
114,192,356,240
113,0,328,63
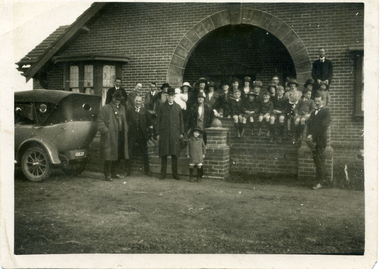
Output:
230,89,246,137
270,86,288,143
243,90,260,136
186,126,206,182
257,91,273,136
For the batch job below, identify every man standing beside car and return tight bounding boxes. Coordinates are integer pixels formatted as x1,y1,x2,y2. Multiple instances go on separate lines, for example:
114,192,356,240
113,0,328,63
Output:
97,90,129,181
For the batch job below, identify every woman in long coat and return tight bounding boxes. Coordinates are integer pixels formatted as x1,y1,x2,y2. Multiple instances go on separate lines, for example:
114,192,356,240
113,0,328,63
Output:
97,91,129,181
156,88,184,180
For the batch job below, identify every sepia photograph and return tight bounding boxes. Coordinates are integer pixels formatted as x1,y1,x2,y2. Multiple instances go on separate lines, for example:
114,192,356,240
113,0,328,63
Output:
1,0,377,268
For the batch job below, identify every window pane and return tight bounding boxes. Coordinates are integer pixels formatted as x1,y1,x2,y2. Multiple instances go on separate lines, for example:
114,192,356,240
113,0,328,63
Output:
84,65,93,87
70,66,79,88
103,65,116,88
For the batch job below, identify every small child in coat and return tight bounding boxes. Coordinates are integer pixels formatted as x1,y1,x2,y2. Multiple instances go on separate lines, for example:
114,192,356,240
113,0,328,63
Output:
284,91,298,138
187,126,206,182
293,88,316,143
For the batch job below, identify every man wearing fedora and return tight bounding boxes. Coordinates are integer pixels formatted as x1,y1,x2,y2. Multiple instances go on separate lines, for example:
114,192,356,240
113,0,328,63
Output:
156,87,185,180
105,78,128,107
97,90,129,181
312,47,333,89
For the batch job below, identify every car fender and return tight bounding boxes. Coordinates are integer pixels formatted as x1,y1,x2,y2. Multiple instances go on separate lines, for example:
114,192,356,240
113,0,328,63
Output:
17,138,61,164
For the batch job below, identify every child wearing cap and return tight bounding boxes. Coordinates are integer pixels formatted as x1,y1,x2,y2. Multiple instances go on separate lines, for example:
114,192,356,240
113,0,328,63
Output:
293,88,316,143
284,91,298,138
270,86,288,143
229,89,246,137
243,90,260,136
257,91,273,136
187,126,206,182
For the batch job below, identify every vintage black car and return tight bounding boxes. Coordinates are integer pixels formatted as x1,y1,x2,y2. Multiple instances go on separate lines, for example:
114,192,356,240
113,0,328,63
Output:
15,89,101,181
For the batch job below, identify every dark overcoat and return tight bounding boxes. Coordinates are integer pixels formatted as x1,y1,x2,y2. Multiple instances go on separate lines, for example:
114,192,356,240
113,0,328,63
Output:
156,101,184,157
97,102,129,161
312,59,333,84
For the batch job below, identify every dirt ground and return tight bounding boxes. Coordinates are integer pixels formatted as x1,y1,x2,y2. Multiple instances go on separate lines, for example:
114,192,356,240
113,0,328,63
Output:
14,168,364,255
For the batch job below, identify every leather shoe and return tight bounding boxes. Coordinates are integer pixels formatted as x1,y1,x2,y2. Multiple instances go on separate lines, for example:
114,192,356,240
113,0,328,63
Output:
173,174,180,180
111,174,121,179
144,171,152,177
159,175,166,180
312,183,322,190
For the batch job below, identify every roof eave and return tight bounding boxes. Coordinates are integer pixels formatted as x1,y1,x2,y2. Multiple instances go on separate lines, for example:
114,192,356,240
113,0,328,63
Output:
22,2,109,82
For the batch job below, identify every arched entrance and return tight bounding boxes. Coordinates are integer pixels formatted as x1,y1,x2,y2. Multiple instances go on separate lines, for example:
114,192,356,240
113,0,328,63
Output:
167,8,311,87
183,24,295,86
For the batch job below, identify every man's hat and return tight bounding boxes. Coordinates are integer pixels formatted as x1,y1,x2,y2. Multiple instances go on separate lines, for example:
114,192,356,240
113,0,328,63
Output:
287,78,299,86
180,82,192,89
304,79,315,88
244,76,252,82
197,92,206,98
167,87,176,96
252,81,263,88
208,81,216,88
197,77,208,84
161,83,170,89
193,126,203,133
112,90,125,100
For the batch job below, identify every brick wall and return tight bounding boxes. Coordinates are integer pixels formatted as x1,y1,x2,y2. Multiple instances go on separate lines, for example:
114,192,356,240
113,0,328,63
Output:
39,3,363,179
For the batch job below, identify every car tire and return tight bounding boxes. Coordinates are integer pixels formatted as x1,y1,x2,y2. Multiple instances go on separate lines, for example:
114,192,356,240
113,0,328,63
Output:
61,159,88,176
21,146,52,182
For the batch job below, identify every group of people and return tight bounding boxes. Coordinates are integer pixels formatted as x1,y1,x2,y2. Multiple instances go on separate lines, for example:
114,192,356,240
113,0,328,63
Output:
97,47,332,189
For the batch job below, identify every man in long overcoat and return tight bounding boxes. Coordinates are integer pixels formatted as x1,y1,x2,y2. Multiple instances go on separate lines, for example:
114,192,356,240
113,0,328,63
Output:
97,90,129,181
306,93,331,190
156,87,184,180
126,95,153,176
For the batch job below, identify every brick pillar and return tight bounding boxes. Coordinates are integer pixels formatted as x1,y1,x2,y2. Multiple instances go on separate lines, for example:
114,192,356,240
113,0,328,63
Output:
204,127,230,180
298,125,333,183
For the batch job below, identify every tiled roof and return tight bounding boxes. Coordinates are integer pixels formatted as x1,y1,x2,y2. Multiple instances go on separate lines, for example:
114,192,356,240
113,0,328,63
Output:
17,25,70,65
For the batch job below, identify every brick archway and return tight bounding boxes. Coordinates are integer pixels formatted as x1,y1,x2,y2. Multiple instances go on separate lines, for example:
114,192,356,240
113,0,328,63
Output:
167,8,311,86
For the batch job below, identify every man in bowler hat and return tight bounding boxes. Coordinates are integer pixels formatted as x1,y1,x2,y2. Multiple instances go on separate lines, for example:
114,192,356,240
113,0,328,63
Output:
156,87,184,180
97,90,129,181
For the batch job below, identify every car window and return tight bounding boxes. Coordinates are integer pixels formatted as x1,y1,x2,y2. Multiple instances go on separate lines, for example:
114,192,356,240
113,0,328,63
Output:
15,103,34,125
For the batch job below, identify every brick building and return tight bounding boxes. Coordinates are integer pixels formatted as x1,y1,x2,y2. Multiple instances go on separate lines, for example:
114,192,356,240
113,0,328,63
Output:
16,3,364,186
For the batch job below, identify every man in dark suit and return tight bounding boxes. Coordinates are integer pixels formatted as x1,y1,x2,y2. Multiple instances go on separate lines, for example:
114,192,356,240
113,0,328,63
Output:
144,82,158,112
156,87,184,180
306,93,331,190
105,78,128,106
126,95,153,176
312,47,333,88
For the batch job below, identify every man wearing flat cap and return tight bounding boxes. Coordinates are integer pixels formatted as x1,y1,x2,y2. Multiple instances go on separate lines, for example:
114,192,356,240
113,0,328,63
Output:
156,87,185,180
97,90,129,181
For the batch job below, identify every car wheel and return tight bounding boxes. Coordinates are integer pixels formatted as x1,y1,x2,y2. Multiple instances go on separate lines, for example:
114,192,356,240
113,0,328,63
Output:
60,156,88,176
21,146,52,182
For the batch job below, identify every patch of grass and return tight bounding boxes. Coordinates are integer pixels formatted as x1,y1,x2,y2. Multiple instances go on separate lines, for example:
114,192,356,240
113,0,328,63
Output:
14,169,364,254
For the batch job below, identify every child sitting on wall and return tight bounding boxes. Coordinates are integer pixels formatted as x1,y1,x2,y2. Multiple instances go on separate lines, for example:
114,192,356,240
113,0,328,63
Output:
257,90,273,136
229,89,246,137
293,88,316,144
